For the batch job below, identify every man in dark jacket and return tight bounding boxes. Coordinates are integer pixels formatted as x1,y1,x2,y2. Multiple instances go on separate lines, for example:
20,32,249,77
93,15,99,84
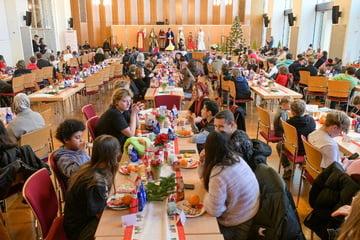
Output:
288,55,306,85
276,99,316,179
248,163,305,240
304,162,360,239
36,52,52,69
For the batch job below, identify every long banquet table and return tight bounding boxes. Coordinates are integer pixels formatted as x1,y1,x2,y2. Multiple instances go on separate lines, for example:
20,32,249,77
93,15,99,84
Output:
94,137,222,239
250,82,303,100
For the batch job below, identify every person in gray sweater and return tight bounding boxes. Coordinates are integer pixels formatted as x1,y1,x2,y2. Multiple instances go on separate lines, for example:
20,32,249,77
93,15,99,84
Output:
54,119,90,184
200,131,260,240
6,93,45,143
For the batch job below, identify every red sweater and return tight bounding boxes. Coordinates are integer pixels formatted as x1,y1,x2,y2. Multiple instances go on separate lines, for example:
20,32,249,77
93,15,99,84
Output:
275,74,288,87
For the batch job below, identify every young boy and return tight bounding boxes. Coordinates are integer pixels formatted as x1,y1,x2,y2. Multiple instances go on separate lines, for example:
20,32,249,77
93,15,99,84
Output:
274,96,293,137
54,119,90,184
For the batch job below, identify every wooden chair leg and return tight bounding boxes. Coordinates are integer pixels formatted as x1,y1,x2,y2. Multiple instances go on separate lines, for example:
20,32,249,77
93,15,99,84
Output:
296,166,305,208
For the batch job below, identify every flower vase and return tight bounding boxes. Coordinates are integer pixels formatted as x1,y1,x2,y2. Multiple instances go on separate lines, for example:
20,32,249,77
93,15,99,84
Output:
161,85,167,92
151,164,162,180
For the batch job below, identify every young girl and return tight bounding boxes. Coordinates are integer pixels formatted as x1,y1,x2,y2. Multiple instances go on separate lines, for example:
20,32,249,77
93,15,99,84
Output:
64,135,120,240
275,66,290,87
54,119,90,184
273,96,293,137
201,131,260,240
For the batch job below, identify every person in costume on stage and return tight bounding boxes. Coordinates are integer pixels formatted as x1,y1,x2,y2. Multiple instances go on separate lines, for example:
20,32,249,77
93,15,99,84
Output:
165,28,175,51
197,28,206,51
158,29,166,51
187,32,196,51
137,28,145,51
149,28,159,53
178,28,185,45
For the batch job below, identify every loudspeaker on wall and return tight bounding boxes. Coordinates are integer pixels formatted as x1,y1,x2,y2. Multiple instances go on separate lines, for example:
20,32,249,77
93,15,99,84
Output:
288,13,295,27
332,5,341,24
25,11,32,26
68,18,73,28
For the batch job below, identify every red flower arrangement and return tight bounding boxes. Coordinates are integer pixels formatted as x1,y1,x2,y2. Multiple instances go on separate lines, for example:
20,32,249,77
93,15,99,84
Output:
154,133,169,146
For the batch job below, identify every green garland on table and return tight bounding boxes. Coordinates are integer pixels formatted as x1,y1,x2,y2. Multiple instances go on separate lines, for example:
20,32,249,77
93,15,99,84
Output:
146,173,177,201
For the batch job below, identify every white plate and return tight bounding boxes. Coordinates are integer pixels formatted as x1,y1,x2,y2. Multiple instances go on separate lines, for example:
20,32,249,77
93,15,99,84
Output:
180,159,199,169
106,193,131,210
176,200,205,217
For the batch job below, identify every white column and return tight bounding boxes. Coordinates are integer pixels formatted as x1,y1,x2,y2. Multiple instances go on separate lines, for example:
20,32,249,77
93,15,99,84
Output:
52,0,72,52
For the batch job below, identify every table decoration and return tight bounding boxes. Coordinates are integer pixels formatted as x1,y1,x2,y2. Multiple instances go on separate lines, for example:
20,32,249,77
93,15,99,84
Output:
146,173,177,201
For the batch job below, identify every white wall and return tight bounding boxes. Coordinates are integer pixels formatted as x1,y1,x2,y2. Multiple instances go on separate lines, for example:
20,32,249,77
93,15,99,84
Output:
341,0,360,63
52,0,71,52
1,0,28,66
267,0,287,47
294,0,316,54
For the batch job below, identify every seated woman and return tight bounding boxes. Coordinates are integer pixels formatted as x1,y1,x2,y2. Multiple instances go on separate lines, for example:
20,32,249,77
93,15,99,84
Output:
54,119,90,184
133,66,147,97
188,82,210,126
13,60,31,78
275,65,290,87
179,67,195,99
200,131,260,240
232,68,251,111
64,135,120,240
96,88,144,149
94,47,105,65
259,57,278,80
6,93,45,143
127,64,141,102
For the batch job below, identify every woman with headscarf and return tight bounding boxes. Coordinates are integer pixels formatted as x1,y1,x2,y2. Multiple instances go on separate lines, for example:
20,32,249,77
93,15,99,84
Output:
6,93,45,143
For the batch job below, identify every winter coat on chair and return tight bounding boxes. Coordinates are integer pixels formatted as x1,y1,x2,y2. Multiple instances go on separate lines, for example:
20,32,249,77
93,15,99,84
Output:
248,163,305,240
304,162,360,239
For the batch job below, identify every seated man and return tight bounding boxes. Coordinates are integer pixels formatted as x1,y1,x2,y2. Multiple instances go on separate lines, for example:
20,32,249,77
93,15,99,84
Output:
214,110,253,162
190,100,219,152
54,119,90,184
330,66,358,110
276,99,316,179
7,93,45,143
308,110,350,168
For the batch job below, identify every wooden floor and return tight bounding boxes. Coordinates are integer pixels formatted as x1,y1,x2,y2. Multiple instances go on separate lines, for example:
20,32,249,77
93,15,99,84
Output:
2,89,320,239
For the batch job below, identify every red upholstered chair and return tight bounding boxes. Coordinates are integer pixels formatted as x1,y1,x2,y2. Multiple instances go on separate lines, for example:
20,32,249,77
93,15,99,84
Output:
23,168,67,240
154,95,182,110
81,104,96,120
86,116,99,143
256,105,283,144
48,151,67,213
45,215,68,240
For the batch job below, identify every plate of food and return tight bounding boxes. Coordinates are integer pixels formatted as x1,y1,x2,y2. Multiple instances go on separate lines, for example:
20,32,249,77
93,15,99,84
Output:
176,199,205,217
106,193,133,210
179,158,199,169
175,129,193,138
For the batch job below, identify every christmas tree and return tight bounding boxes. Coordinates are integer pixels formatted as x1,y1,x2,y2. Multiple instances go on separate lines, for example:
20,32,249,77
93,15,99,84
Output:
227,16,246,54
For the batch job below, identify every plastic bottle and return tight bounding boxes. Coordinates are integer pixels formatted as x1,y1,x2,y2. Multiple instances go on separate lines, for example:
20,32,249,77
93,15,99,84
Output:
176,176,185,202
5,108,12,124
171,105,178,119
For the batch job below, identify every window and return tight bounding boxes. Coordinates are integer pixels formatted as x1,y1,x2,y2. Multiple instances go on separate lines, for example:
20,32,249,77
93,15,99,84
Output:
28,0,54,29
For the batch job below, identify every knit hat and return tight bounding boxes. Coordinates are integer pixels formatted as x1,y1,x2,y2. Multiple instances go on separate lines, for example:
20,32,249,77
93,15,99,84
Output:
13,93,30,113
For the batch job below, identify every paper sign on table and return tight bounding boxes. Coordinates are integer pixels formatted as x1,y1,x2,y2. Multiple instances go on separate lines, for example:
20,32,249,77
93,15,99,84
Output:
121,213,137,227
178,210,187,225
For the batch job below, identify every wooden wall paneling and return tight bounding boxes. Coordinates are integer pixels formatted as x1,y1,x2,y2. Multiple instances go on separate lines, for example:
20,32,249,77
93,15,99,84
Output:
238,0,246,23
200,0,208,24
124,0,132,25
80,23,89,46
212,5,221,24
187,0,195,24
225,4,233,24
112,0,119,24
163,0,169,24
111,25,127,47
208,25,223,47
150,0,157,25
86,0,94,46
92,3,101,46
175,0,182,25
70,0,82,44
99,3,107,42
137,0,144,25
249,0,263,49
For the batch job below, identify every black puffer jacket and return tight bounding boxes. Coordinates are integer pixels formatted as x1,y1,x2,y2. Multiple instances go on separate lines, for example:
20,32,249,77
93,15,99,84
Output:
248,163,305,240
304,162,360,239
